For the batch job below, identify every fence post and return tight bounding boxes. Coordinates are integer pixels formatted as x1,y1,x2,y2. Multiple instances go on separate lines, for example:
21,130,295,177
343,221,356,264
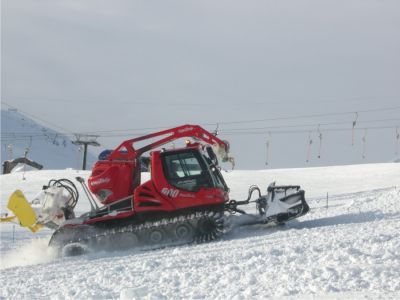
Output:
326,192,329,210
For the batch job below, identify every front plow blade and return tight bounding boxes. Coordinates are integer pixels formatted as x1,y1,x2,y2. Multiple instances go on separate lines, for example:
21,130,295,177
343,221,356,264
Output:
4,190,42,232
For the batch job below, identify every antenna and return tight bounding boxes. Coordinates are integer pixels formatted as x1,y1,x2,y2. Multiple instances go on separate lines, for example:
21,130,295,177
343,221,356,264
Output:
72,134,100,170
396,126,399,155
213,123,220,136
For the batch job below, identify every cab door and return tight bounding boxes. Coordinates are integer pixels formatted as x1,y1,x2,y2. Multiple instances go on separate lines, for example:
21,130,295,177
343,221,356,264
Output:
149,149,227,210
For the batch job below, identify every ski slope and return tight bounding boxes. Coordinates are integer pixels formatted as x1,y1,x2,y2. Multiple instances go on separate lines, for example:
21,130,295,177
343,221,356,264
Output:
0,163,400,299
1,109,97,170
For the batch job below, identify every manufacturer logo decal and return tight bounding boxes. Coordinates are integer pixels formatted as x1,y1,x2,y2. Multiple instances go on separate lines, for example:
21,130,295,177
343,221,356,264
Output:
90,178,111,186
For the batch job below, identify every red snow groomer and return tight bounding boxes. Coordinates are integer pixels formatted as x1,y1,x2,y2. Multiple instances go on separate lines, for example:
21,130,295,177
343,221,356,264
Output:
87,125,232,212
2,125,309,255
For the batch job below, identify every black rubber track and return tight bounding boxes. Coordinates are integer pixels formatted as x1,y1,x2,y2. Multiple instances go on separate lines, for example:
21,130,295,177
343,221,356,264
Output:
49,210,228,255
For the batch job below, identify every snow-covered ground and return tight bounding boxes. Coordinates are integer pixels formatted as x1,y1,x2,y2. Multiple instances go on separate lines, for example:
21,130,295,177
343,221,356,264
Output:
0,163,399,299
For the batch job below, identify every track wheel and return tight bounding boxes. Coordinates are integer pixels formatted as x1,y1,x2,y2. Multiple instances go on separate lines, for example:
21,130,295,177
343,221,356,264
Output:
197,211,225,243
62,243,88,256
174,223,193,242
147,228,165,245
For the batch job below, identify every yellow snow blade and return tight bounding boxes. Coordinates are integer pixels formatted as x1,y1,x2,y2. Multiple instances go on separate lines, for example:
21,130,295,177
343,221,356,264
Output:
6,189,42,233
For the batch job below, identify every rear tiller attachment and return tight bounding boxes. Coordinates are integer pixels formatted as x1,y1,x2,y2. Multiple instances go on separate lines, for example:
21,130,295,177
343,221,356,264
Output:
226,183,309,226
